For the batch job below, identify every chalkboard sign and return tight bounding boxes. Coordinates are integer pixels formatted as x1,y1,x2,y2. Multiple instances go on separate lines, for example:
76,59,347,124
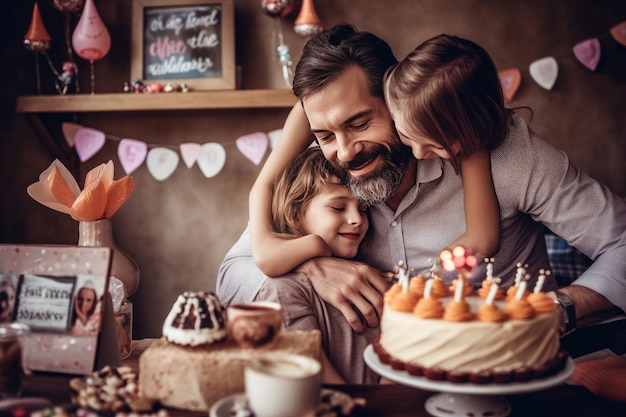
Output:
131,0,235,90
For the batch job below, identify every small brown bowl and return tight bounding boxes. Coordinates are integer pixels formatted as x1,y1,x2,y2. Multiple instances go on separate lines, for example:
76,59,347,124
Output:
227,301,283,349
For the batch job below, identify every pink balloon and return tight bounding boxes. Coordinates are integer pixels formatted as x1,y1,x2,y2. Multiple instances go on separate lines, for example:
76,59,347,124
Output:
72,0,111,62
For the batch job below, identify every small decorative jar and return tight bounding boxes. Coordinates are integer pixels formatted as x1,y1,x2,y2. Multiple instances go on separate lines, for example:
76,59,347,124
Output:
0,323,30,398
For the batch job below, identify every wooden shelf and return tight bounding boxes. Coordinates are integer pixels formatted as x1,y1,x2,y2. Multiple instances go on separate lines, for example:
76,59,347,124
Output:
16,89,297,113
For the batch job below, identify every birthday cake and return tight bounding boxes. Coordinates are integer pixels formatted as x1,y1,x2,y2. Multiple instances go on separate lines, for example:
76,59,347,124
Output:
375,248,567,384
139,291,321,411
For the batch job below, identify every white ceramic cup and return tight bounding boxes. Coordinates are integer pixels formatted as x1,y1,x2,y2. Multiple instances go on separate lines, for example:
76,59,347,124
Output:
245,354,322,417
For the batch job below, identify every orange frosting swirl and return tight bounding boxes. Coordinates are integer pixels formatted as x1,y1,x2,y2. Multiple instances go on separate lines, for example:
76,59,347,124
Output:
506,285,529,301
443,300,475,322
448,277,473,297
384,284,402,303
477,280,505,300
389,291,420,312
504,299,536,320
430,277,449,298
477,303,508,322
527,293,557,314
413,297,444,319
408,275,426,297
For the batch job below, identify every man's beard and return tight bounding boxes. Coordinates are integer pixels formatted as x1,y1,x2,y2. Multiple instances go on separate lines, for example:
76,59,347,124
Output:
333,141,411,206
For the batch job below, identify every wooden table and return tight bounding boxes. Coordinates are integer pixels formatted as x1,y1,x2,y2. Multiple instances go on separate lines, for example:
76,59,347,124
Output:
16,339,626,417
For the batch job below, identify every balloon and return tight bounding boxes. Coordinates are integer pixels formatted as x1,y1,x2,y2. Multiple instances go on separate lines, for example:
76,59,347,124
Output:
71,0,111,62
23,3,51,53
259,0,297,17
50,0,84,14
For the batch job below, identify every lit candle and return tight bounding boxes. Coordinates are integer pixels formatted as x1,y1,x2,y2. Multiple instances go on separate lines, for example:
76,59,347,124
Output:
514,262,526,286
424,279,433,299
486,282,499,305
454,275,464,302
485,257,494,281
397,261,409,292
515,280,528,301
534,269,546,293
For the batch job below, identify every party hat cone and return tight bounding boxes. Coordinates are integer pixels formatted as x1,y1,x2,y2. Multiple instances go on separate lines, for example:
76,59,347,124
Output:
24,3,51,42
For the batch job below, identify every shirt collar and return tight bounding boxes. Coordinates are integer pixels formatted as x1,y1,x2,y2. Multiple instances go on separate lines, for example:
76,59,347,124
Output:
416,158,443,185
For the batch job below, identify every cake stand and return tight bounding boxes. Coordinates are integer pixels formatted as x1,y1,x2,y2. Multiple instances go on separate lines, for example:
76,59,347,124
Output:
364,344,574,417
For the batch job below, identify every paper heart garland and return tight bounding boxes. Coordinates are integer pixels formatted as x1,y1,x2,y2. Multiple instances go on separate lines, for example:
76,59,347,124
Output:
268,129,283,149
610,21,626,47
74,127,106,162
529,57,558,90
61,122,84,147
498,68,522,103
180,143,202,169
146,147,179,181
197,143,226,178
236,132,269,165
573,38,601,71
118,138,148,174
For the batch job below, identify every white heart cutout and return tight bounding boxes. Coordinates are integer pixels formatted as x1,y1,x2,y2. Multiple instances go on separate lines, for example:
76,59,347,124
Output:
197,143,226,178
146,147,179,181
529,57,558,90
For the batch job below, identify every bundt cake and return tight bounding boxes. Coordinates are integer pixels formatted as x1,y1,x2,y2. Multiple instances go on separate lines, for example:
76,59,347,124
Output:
162,291,227,346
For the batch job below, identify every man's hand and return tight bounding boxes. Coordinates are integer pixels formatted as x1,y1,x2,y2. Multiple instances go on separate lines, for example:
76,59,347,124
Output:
297,257,391,334
556,285,623,328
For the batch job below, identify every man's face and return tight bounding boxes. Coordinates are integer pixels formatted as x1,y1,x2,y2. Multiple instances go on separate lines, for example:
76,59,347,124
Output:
302,66,411,206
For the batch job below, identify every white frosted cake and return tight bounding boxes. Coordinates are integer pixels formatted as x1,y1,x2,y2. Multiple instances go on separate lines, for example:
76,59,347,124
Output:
375,258,567,383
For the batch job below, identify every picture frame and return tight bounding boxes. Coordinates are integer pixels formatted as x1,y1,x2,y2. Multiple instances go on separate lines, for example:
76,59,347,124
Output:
0,244,118,375
131,0,235,90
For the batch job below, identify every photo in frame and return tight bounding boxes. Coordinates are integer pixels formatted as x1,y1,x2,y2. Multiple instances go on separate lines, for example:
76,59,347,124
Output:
0,244,119,375
131,0,235,90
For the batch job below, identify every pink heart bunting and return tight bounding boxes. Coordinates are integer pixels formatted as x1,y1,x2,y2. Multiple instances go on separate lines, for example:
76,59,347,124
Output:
573,38,601,71
197,143,226,178
610,21,626,47
529,56,558,91
146,147,179,181
236,132,269,165
74,127,106,162
180,143,202,169
61,122,83,147
498,68,522,103
117,138,148,174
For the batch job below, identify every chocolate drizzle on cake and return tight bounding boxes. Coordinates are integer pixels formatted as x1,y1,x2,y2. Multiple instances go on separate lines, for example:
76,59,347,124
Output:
163,291,228,346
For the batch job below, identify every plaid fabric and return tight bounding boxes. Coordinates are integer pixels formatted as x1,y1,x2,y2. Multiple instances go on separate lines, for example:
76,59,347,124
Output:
545,233,593,288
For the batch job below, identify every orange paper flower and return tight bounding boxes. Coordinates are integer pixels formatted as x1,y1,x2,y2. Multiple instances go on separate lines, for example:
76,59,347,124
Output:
27,160,134,221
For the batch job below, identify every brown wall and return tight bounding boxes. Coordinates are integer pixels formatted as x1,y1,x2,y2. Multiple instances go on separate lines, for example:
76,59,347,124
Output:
1,1,625,338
